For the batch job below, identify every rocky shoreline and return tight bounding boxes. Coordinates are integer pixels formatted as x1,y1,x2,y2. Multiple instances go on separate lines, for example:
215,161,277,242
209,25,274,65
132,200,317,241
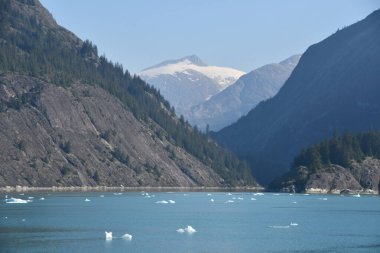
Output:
0,185,264,193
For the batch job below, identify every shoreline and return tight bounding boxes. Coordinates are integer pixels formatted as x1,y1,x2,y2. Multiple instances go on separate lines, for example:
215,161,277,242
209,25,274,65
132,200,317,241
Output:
0,185,265,193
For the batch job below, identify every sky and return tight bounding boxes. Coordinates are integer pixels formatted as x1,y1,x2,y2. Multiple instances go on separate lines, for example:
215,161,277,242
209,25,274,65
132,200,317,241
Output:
40,0,380,74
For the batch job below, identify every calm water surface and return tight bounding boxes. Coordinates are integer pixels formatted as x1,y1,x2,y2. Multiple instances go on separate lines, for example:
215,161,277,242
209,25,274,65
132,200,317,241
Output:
0,192,379,253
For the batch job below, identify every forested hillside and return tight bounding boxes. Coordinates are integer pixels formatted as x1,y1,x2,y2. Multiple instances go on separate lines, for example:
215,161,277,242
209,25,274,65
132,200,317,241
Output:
0,0,257,187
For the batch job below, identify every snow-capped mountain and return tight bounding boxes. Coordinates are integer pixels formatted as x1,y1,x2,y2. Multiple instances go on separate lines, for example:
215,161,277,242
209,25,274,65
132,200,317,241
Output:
138,55,245,116
189,55,301,131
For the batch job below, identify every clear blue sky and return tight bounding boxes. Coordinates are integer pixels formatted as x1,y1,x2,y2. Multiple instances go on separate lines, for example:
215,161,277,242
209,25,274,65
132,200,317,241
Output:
40,0,380,74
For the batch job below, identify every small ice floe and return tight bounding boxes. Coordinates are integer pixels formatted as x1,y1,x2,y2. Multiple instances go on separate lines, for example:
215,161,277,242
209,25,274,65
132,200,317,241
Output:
4,216,8,219
232,197,236,200
122,233,132,241
289,194,294,196
237,197,244,200
352,193,361,198
318,197,328,201
168,200,175,204
254,193,264,196
145,195,152,198
210,198,214,202
84,198,91,202
5,198,31,204
183,193,189,196
105,231,113,240
28,197,34,200
113,193,123,196
207,193,212,196
156,200,169,204
304,194,310,196
99,195,104,198
269,225,290,229
290,222,298,226
176,228,185,233
292,201,297,204
227,193,232,196
273,193,280,196
251,198,257,201
177,226,196,234
19,193,25,196
21,219,26,222
225,200,234,203
39,197,45,200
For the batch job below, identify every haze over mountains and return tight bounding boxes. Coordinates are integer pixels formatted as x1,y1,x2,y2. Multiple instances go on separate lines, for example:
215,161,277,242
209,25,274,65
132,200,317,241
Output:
138,55,245,118
215,9,380,185
189,55,301,131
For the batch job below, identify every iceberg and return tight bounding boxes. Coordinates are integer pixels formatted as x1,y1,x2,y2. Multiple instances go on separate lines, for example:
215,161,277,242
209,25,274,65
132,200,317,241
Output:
105,231,113,240
84,198,91,202
177,226,196,234
5,198,31,204
168,200,175,204
156,200,169,204
122,233,132,240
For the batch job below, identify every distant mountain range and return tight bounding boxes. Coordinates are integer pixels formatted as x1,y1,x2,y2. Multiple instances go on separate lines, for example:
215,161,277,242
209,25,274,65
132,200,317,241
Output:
138,55,245,117
214,9,380,185
189,55,301,131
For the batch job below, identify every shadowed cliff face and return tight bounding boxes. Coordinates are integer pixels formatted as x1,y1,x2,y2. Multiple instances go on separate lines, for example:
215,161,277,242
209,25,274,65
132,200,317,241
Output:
271,157,380,194
0,74,224,187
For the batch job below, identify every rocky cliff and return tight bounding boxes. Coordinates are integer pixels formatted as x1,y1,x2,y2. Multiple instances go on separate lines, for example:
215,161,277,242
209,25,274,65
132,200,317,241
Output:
0,74,225,187
271,157,380,194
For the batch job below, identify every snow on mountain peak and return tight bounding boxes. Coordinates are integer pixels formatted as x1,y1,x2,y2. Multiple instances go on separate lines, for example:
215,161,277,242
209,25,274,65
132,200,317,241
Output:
139,56,245,91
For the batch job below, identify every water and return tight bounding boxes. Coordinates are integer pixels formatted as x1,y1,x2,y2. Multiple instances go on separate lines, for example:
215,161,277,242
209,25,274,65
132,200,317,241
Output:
1,192,379,253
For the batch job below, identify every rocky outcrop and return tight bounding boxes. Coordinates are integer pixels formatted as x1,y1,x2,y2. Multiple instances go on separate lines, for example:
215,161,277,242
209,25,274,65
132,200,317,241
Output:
271,158,380,194
0,74,225,187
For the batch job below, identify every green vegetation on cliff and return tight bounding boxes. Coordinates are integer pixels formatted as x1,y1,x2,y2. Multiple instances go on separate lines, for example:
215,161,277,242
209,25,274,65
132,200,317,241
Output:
0,0,255,186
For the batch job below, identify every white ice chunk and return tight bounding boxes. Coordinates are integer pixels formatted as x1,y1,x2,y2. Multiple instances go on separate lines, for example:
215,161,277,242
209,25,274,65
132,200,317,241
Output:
5,198,31,204
225,200,234,203
251,198,257,201
185,225,196,234
210,198,214,202
122,233,132,240
85,198,91,202
176,228,185,233
105,231,113,240
156,200,169,204
290,222,298,226
168,200,175,204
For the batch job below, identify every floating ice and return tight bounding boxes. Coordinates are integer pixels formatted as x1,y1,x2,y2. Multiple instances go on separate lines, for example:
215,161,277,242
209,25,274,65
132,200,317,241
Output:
5,198,31,204
22,219,26,222
84,198,91,202
225,200,234,203
237,197,244,200
168,200,175,204
210,198,214,202
289,194,294,196
251,198,257,201
232,197,236,200
254,193,264,196
113,193,123,196
207,193,212,196
183,193,189,196
273,193,280,196
100,195,104,198
292,201,297,204
177,226,196,234
290,222,298,226
185,226,196,234
269,225,290,229
122,233,132,240
318,197,328,201
177,228,185,233
19,193,24,196
156,200,169,204
105,231,113,240
352,193,361,198
304,194,310,196
39,197,45,200
227,193,232,196
28,196,34,200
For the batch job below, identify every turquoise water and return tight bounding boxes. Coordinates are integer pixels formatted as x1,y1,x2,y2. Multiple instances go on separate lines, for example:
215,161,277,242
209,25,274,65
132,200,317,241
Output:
0,192,379,253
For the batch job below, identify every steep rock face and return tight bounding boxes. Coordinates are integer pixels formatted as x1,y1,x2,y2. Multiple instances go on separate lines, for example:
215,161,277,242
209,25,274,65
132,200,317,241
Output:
138,55,245,117
0,74,224,187
214,9,380,184
189,55,300,131
271,158,380,194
